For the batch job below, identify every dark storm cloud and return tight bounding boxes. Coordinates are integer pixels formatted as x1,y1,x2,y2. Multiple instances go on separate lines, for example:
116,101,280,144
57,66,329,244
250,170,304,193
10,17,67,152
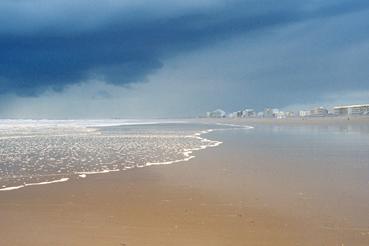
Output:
0,0,369,96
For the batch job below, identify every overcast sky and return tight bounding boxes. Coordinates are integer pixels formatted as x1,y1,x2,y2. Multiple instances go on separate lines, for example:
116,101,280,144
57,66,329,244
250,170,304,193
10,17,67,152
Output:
1,0,369,118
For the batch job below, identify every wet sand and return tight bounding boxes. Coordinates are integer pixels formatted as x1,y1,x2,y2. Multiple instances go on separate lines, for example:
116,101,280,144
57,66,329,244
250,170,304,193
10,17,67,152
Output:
1,119,369,245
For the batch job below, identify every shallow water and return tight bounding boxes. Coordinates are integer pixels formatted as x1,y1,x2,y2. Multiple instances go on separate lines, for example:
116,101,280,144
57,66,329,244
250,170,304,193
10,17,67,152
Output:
209,123,369,229
0,120,232,190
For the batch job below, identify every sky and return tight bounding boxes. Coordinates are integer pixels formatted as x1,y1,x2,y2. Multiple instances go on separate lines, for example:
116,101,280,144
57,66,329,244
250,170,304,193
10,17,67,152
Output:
0,0,369,118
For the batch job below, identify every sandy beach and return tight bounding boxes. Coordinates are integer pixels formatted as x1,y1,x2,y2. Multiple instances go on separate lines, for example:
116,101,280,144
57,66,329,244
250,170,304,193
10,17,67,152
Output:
1,118,369,245
2,0,369,244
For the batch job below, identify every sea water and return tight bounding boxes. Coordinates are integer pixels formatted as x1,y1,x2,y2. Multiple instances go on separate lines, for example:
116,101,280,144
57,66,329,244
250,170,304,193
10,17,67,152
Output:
0,119,247,191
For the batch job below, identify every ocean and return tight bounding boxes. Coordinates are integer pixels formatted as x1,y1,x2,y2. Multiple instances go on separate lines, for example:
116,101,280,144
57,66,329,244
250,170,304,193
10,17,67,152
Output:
0,119,248,191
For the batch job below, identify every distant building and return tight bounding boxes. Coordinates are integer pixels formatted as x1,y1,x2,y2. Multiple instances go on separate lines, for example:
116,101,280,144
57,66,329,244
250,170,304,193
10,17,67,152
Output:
272,108,280,115
206,109,226,118
263,108,274,118
333,104,369,116
275,111,286,119
310,107,328,117
285,111,295,118
328,109,336,115
299,110,311,117
228,111,242,118
333,107,348,115
242,109,256,118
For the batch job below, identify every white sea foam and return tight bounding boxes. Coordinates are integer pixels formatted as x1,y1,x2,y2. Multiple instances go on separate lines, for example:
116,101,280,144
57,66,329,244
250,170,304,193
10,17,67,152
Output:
76,169,120,178
0,178,69,191
0,185,25,191
147,123,252,168
0,121,253,192
0,119,186,138
146,128,223,167
215,123,255,129
25,178,69,186
0,119,184,129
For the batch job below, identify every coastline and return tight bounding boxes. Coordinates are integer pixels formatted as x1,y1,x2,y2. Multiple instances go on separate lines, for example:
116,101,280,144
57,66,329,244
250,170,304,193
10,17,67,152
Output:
192,115,369,126
1,118,369,245
0,124,226,192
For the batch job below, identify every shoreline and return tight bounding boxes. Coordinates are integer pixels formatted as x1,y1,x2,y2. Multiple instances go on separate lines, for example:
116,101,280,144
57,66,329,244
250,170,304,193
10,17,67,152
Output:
0,124,233,192
1,119,368,245
192,115,369,126
0,131,316,246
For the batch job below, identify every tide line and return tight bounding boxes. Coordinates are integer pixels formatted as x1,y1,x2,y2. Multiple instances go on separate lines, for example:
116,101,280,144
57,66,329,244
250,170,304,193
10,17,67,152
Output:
75,169,120,178
0,177,70,191
145,128,223,167
0,124,253,192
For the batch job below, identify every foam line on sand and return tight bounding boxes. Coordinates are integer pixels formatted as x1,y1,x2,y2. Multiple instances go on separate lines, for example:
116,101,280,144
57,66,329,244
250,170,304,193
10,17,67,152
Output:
0,178,70,191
